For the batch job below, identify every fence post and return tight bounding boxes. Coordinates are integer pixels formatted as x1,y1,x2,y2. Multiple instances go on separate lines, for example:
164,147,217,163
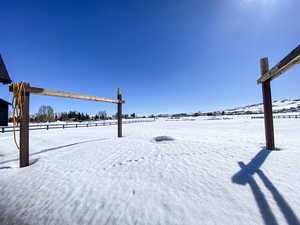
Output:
117,88,122,137
260,58,275,150
20,83,30,168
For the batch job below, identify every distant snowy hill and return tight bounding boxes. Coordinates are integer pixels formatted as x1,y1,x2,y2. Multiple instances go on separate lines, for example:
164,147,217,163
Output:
224,99,300,115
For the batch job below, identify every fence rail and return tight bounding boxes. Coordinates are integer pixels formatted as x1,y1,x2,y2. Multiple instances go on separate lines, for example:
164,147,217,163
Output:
1,119,156,133
251,115,300,119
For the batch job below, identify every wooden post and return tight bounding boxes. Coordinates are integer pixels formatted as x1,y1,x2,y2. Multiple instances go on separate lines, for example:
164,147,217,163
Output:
260,58,275,150
117,88,122,137
20,83,30,167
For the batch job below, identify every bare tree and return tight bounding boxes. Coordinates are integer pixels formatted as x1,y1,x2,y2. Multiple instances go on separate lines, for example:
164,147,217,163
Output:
98,111,107,120
36,105,55,122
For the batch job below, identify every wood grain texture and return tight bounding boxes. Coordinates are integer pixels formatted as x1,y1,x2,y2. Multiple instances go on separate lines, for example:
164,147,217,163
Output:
257,45,300,83
260,58,275,150
24,86,124,104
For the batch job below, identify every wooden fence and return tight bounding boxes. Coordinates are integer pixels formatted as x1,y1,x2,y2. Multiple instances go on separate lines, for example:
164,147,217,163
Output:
251,115,300,119
0,119,156,134
257,45,300,150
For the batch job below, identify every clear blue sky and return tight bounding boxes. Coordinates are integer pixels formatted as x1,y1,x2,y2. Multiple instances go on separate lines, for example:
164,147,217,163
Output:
0,0,299,116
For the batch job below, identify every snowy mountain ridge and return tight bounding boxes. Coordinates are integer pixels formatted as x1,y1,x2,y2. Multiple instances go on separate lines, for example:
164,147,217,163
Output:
223,99,300,115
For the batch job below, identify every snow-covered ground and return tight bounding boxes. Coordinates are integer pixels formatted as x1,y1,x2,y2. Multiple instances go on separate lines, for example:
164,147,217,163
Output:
0,117,300,225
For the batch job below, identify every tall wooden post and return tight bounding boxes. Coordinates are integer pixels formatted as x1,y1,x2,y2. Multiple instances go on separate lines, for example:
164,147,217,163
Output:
260,58,275,150
20,83,30,167
117,88,122,137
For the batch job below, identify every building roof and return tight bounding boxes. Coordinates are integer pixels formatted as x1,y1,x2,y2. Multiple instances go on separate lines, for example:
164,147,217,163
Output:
0,98,11,105
0,55,12,84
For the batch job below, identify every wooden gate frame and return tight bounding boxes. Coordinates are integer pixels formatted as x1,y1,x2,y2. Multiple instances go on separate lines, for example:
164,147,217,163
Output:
257,45,300,150
9,83,125,168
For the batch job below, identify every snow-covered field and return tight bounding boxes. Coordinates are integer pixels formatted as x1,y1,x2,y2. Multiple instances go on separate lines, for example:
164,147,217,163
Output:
0,117,300,225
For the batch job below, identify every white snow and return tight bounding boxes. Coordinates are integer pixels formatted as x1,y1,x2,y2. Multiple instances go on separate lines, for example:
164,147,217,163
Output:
0,117,300,225
225,99,300,114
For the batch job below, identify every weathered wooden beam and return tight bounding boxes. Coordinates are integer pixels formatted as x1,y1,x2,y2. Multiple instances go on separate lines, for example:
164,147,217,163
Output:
117,88,122,137
257,45,300,83
20,82,30,167
9,86,124,104
260,58,275,150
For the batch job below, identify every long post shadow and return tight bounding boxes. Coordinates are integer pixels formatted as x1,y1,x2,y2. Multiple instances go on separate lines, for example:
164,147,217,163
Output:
0,138,108,166
257,169,300,225
232,149,299,225
238,162,278,225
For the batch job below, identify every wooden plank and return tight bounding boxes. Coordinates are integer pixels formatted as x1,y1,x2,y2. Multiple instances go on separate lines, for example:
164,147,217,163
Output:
20,83,30,167
260,58,275,150
117,88,122,137
257,45,300,83
22,86,124,104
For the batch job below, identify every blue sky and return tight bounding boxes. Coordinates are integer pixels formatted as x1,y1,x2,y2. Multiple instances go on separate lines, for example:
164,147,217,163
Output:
0,0,299,116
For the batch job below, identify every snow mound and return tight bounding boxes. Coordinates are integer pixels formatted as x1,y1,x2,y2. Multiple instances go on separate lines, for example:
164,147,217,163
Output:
153,136,175,142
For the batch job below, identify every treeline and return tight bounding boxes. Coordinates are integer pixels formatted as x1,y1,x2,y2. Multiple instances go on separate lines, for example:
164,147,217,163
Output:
56,111,108,121
26,105,138,123
29,106,110,122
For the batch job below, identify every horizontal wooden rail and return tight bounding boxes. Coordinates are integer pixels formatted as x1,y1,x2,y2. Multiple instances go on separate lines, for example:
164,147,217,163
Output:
0,119,156,133
257,45,300,83
251,115,300,119
9,86,125,104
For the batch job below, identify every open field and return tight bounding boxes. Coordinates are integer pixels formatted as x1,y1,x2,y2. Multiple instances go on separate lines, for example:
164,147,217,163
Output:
1,117,300,225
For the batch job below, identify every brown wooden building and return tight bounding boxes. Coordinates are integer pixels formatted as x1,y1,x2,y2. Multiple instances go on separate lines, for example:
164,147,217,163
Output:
0,98,11,126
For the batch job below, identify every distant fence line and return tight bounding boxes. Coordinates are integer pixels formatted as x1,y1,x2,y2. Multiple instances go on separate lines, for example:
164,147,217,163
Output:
1,119,156,133
251,115,300,119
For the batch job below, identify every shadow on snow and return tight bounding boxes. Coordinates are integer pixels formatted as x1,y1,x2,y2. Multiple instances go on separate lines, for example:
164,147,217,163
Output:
232,149,300,225
0,138,108,167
